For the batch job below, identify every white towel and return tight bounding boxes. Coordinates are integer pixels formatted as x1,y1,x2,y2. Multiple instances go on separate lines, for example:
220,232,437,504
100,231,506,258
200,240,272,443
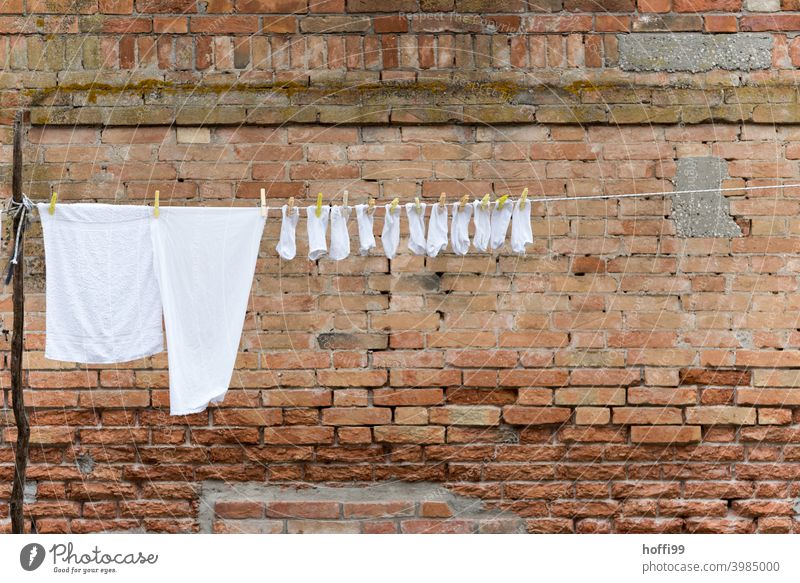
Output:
38,202,163,364
150,207,264,416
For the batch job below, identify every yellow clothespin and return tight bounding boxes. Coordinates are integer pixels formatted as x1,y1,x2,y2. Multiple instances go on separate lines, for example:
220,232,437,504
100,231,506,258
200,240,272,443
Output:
48,191,57,215
439,192,446,210
459,194,469,210
288,196,295,212
315,192,323,218
414,197,422,213
480,193,490,210
520,187,528,209
260,188,267,218
154,190,160,218
368,197,375,212
497,194,509,210
342,190,349,207
390,198,399,213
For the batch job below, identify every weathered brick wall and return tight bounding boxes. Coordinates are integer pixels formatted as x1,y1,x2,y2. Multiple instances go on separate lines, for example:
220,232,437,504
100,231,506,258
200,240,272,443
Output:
2,1,800,534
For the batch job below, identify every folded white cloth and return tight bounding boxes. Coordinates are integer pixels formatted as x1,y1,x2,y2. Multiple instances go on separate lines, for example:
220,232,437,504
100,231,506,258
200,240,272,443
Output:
306,205,330,260
381,204,401,259
150,207,264,416
405,202,428,256
38,202,163,364
511,199,533,254
450,201,472,256
426,202,448,257
354,204,376,256
328,205,351,261
490,200,513,251
276,204,299,261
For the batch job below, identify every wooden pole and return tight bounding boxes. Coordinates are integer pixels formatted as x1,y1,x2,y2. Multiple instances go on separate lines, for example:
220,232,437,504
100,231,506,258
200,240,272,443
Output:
9,111,29,534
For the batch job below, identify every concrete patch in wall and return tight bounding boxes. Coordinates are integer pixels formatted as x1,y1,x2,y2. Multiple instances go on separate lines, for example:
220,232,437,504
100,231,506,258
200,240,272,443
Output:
618,33,772,72
672,157,741,238
198,481,525,534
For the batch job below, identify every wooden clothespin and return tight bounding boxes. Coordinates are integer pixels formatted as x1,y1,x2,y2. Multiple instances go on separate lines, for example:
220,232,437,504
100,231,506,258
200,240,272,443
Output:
288,196,295,212
480,193,490,210
154,190,160,218
315,192,323,218
368,197,375,212
48,191,57,215
342,190,349,207
459,194,469,210
497,194,509,210
390,198,399,213
520,187,528,209
438,192,446,209
260,188,267,218
414,197,422,213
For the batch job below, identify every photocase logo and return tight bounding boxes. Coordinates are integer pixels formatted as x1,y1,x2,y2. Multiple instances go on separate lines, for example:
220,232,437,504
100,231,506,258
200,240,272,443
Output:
20,543,46,571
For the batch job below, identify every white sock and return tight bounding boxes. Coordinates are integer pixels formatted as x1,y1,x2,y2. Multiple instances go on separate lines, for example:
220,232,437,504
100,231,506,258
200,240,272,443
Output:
490,200,513,251
511,198,533,255
276,204,299,261
426,202,448,257
306,205,330,260
381,204,401,259
450,201,472,256
472,200,491,252
405,202,427,255
328,205,351,261
355,204,376,256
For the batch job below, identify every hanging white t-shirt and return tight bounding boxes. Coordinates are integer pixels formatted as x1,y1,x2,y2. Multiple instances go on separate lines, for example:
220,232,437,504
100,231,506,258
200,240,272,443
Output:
381,204,401,259
450,201,472,256
405,202,427,255
38,202,163,364
328,205,351,261
275,204,299,261
426,202,448,257
472,200,491,252
490,200,513,251
354,204,376,256
150,207,264,416
306,205,330,260
511,199,533,255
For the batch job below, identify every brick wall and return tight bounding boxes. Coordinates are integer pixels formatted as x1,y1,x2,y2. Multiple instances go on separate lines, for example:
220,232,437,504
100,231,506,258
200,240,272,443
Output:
2,1,800,534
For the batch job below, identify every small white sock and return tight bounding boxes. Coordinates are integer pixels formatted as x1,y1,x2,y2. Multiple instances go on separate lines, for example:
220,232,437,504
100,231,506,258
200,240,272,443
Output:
426,202,448,257
276,204,299,261
490,200,513,251
405,202,428,255
306,205,330,260
355,204,376,256
472,199,491,253
450,201,472,256
328,205,351,261
381,204,401,259
511,198,533,255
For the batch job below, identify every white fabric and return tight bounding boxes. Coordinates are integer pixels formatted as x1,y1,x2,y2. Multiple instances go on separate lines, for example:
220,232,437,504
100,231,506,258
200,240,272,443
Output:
355,204,376,256
306,205,330,260
472,200,491,253
490,200,513,251
511,199,533,254
328,205,351,261
450,201,472,256
276,205,299,261
381,204,401,259
426,202,448,257
150,207,264,416
405,202,427,255
38,202,163,364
